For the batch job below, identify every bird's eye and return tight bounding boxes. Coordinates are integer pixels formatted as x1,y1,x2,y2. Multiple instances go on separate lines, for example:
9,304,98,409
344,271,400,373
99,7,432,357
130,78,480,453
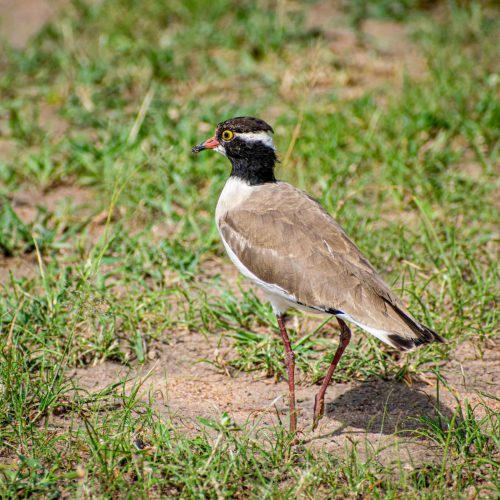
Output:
221,130,234,141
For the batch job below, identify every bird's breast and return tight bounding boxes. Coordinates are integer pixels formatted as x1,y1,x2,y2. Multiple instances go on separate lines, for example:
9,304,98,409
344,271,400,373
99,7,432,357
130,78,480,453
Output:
215,176,256,225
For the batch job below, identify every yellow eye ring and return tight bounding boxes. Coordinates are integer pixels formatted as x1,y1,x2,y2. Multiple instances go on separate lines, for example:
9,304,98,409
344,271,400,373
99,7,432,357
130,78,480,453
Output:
221,130,234,141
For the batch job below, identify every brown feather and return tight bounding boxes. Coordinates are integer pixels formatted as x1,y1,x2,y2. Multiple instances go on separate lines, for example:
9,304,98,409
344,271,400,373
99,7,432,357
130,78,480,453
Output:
218,181,444,350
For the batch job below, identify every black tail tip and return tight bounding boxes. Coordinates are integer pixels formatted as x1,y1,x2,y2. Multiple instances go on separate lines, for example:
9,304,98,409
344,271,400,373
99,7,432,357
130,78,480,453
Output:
421,325,446,345
388,327,445,352
391,304,445,350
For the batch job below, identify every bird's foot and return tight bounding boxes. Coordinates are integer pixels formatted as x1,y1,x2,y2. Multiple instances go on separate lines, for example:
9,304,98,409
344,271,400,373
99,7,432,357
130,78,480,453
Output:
312,394,325,431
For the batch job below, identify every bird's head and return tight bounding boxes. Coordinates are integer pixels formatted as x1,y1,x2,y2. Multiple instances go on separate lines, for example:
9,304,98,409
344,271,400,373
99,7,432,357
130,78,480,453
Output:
192,116,277,185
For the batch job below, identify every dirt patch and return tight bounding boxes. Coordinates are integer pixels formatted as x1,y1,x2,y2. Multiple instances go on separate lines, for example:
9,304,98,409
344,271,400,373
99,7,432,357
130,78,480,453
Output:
439,339,500,413
303,2,427,101
183,2,428,111
0,138,17,161
8,185,94,224
0,185,96,283
0,254,39,283
38,103,71,139
0,0,71,140
0,0,67,49
72,327,498,466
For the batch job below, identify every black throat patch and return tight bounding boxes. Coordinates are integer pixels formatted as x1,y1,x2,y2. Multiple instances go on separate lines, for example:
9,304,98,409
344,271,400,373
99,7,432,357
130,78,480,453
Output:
223,136,277,185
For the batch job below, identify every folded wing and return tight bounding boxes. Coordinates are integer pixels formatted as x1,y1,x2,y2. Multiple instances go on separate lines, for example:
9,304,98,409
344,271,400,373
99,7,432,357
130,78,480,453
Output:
218,182,444,350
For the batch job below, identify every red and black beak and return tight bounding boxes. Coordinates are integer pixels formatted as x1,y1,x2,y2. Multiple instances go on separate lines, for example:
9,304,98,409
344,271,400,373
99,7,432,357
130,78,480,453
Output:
192,135,219,153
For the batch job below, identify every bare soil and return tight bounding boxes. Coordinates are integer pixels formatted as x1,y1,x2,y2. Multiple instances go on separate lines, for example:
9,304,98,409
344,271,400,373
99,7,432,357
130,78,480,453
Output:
0,0,67,48
9,185,94,223
304,2,427,101
73,323,499,466
0,185,95,283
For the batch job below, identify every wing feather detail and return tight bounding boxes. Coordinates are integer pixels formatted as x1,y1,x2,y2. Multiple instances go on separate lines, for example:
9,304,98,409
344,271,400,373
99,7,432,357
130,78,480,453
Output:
218,182,444,349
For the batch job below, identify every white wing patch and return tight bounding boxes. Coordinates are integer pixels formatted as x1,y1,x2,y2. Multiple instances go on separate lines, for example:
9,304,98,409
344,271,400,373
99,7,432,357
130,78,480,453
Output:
335,313,404,348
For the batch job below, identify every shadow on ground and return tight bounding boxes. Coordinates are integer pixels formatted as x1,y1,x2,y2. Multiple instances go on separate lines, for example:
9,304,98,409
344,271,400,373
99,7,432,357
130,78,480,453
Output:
320,378,453,436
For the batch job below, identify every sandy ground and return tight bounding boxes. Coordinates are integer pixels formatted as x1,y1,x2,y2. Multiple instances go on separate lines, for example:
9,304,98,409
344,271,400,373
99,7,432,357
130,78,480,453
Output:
0,0,70,48
72,327,499,466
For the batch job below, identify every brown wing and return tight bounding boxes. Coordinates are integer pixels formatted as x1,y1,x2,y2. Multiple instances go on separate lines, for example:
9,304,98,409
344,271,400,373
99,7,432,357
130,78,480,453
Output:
219,182,443,348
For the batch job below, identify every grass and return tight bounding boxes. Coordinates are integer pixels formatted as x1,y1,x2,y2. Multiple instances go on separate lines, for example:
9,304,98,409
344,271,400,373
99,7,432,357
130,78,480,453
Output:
0,0,499,497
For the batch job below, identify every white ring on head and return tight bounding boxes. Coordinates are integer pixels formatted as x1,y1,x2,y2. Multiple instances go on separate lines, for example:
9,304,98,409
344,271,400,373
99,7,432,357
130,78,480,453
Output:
236,131,275,150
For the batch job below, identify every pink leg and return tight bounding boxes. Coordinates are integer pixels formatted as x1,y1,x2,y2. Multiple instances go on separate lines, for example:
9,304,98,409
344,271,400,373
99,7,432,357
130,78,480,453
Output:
312,317,351,430
277,314,297,434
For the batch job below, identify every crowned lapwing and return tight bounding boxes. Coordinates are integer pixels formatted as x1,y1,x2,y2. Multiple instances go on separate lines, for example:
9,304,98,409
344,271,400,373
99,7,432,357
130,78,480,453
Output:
192,116,444,433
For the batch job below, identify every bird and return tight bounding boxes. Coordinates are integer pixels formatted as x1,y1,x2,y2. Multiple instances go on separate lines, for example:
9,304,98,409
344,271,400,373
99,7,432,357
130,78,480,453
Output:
192,116,444,434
